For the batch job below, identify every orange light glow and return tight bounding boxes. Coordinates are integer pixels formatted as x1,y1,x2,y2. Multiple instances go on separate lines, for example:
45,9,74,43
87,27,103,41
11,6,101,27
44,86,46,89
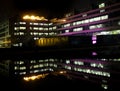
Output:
23,15,48,21
23,73,48,81
50,18,66,23
59,71,66,74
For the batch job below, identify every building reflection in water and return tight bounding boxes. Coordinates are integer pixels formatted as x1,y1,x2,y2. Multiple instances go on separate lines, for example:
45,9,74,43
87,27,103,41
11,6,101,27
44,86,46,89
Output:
0,58,120,90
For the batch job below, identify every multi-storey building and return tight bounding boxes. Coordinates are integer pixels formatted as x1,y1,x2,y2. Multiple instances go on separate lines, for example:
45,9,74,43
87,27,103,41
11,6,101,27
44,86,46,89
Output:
32,2,120,48
0,1,120,90
57,2,120,36
0,59,58,79
57,58,120,90
0,58,120,90
0,15,58,48
0,2,120,48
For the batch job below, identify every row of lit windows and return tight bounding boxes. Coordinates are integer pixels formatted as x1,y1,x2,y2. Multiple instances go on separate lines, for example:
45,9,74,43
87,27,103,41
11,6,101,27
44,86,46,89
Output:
14,27,26,30
66,60,70,64
63,23,103,33
60,20,120,35
30,27,48,30
98,58,120,61
14,26,57,31
14,66,26,70
73,27,83,32
14,32,25,35
74,61,84,65
13,43,22,47
15,26,120,36
14,61,24,64
31,32,56,36
15,72,26,75
89,24,103,29
73,67,110,77
14,22,53,26
14,59,56,65
30,68,54,73
63,23,70,27
14,22,26,25
30,32,48,36
94,29,120,35
65,60,104,68
30,22,49,26
90,63,104,68
64,66,110,77
14,68,54,75
14,64,57,70
64,15,108,27
30,63,57,69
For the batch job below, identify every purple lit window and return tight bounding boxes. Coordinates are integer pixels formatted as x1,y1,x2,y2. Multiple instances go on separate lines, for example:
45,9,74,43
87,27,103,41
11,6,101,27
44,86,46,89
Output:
92,40,96,44
92,52,97,56
92,36,97,40
92,35,97,44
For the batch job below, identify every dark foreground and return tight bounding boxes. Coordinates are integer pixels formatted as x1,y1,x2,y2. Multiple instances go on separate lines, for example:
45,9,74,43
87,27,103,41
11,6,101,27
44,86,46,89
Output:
0,74,107,91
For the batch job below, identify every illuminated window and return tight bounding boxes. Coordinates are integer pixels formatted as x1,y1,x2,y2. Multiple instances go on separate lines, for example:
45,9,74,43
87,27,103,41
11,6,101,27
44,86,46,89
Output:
30,60,36,63
20,66,26,70
34,37,39,40
39,27,43,30
49,32,55,35
34,70,39,73
44,63,49,66
49,23,53,25
84,19,89,23
14,27,19,30
65,30,69,33
99,3,105,8
39,23,44,25
49,27,53,30
74,61,84,65
118,21,120,25
44,28,48,30
89,24,103,29
66,60,70,64
73,27,83,31
73,22,76,25
65,66,71,70
20,32,24,35
33,23,38,25
92,35,97,44
19,22,26,24
39,33,43,35
100,9,105,13
33,27,39,30
39,60,44,62
44,23,48,26
34,65,39,68
53,26,56,30
91,63,104,68
101,15,108,20
101,84,108,90
76,21,82,25
73,67,110,77
63,23,70,27
82,14,87,17
39,64,44,67
14,66,19,70
20,27,26,30
20,61,24,64
19,72,26,75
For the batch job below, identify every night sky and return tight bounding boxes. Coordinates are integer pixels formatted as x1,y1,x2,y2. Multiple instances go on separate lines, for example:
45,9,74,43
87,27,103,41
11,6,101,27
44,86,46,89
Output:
0,0,105,20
